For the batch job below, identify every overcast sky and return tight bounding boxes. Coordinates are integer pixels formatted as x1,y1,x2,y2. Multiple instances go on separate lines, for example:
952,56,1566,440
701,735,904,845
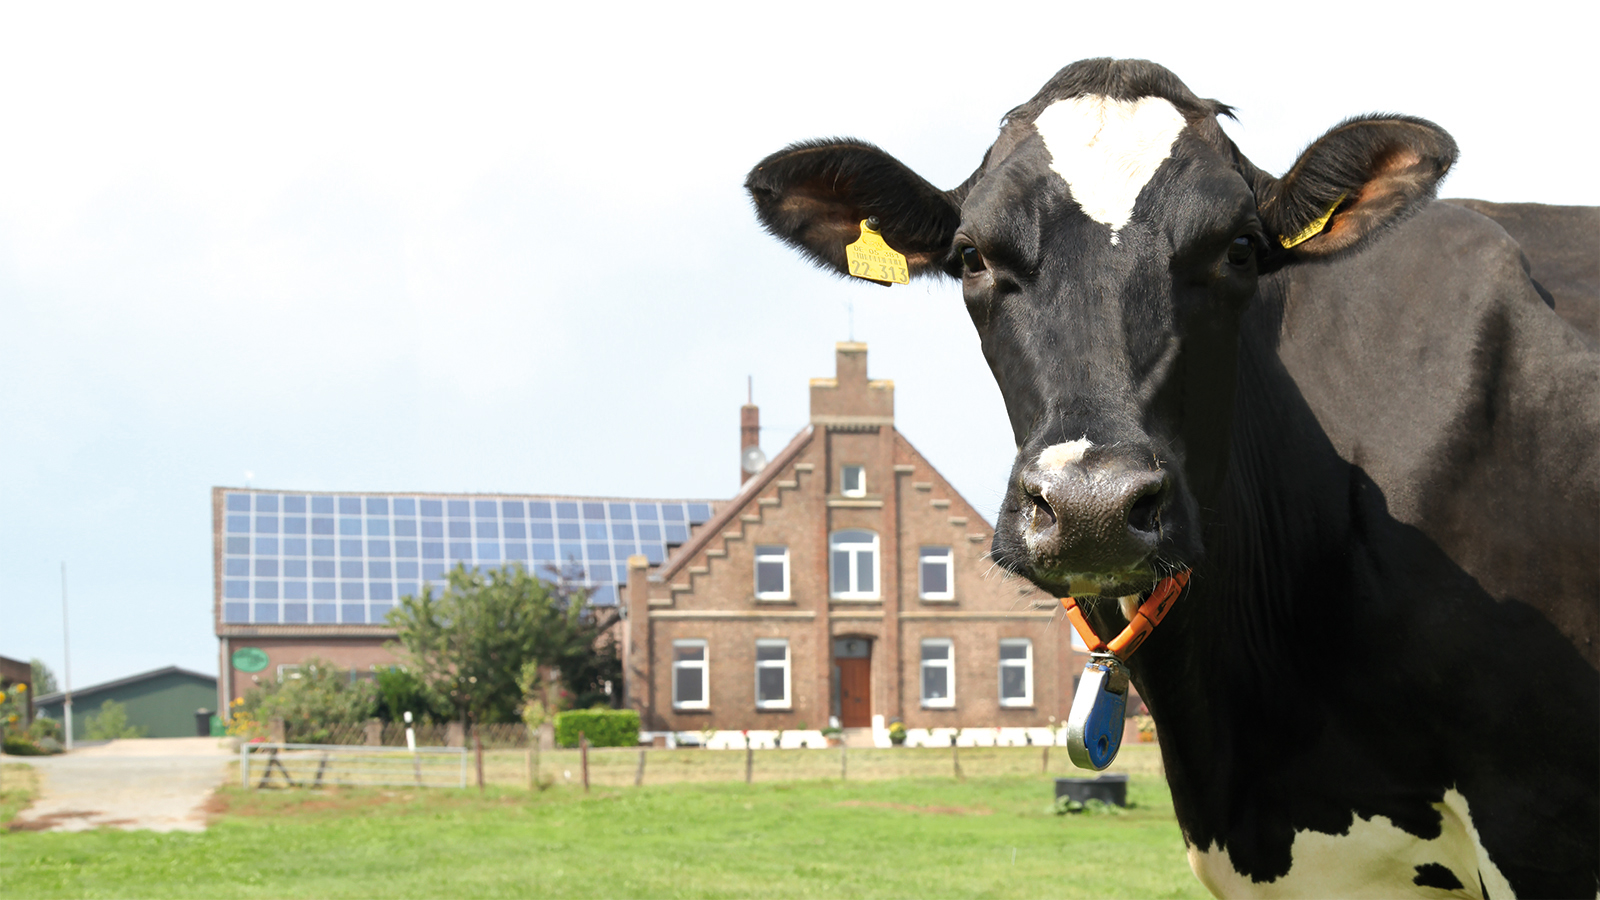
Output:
3,3,1592,689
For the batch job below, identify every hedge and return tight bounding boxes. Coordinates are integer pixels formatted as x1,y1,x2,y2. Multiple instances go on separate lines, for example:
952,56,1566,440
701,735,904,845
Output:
554,709,639,748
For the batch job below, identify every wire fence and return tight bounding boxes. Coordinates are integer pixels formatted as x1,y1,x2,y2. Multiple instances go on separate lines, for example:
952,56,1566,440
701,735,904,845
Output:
238,739,1166,792
276,721,534,748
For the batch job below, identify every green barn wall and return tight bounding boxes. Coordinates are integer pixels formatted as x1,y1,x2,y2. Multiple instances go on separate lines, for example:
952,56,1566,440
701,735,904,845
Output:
37,671,218,740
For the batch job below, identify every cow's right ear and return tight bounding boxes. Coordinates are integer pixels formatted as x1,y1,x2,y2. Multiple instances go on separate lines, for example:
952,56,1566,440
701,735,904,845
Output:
746,139,961,279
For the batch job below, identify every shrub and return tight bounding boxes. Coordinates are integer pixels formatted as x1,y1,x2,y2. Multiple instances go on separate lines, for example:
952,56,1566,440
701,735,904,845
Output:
554,709,639,748
84,699,146,740
236,657,378,743
27,717,63,742
2,735,49,756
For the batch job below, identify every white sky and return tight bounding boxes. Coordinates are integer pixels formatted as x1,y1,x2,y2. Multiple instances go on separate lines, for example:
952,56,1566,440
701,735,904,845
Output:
3,2,1592,688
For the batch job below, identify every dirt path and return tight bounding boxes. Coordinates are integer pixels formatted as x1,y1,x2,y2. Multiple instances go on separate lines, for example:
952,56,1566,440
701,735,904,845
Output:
7,737,233,833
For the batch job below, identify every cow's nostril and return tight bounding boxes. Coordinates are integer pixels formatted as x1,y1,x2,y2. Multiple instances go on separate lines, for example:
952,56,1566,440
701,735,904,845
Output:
1127,485,1165,535
1030,491,1057,529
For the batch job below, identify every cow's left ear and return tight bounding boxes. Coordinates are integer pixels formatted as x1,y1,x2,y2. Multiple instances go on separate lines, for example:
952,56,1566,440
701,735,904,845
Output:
1258,115,1457,258
746,139,961,279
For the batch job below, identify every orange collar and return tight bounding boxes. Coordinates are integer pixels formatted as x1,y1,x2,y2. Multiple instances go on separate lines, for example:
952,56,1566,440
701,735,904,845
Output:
1059,570,1190,660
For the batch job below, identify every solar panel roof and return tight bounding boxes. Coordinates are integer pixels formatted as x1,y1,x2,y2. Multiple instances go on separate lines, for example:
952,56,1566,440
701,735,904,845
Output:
217,489,718,627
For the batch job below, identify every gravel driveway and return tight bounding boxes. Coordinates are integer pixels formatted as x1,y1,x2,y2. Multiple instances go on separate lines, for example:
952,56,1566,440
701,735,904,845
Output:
7,737,233,833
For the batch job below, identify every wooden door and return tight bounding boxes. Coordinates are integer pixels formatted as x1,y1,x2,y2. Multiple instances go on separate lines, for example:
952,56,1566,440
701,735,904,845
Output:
838,657,872,727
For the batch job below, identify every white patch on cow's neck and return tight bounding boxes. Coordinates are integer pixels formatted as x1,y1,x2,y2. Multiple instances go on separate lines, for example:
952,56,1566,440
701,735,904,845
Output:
1185,788,1511,898
1037,437,1094,471
1032,95,1187,243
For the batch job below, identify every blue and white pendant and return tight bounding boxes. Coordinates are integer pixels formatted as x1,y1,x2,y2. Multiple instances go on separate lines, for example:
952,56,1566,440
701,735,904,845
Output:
1066,654,1130,770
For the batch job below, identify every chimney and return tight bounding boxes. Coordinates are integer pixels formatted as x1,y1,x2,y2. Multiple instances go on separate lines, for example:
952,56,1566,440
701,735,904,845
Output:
740,375,765,484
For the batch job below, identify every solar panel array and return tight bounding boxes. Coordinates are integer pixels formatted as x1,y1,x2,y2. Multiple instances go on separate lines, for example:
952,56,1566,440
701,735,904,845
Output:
218,491,716,627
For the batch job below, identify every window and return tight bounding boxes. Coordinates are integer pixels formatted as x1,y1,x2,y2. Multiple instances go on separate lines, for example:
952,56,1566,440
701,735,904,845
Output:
755,639,790,708
921,639,954,707
673,640,708,709
830,530,879,599
754,545,790,599
919,546,954,600
999,639,1033,706
840,465,866,497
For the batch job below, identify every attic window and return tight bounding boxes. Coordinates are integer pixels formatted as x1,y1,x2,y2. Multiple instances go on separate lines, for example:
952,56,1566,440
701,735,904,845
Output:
841,465,865,497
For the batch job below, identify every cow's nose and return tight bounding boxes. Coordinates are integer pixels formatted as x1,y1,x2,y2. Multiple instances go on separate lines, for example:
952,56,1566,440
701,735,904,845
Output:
1019,464,1169,573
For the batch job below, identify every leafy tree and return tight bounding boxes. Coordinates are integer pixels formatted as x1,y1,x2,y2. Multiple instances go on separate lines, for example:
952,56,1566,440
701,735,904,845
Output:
236,657,378,743
373,666,451,723
387,562,621,726
30,659,59,695
84,699,146,739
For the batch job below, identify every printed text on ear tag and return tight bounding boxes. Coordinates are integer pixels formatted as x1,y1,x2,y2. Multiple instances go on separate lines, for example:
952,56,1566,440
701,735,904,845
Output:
845,219,910,285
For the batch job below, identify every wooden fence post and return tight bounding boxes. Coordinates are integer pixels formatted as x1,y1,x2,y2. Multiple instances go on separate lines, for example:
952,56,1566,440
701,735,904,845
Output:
474,724,485,792
579,730,590,793
952,730,964,781
635,749,646,786
840,742,847,781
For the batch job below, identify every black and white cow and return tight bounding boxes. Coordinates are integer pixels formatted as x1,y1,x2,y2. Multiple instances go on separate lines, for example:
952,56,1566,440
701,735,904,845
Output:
747,59,1598,898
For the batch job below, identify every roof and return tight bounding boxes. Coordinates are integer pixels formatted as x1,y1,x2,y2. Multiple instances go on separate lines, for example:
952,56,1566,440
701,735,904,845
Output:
32,665,217,706
657,426,815,581
216,489,725,630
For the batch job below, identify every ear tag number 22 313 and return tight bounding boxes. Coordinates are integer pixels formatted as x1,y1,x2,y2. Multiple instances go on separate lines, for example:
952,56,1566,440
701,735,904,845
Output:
844,218,910,285
1066,654,1130,770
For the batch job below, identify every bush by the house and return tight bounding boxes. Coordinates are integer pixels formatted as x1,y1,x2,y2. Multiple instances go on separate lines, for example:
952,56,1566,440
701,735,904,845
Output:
235,657,378,743
554,709,639,748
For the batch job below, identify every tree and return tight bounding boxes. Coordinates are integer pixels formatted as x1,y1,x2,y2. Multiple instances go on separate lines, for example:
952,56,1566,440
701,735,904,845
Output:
30,659,59,695
84,699,145,739
388,562,621,725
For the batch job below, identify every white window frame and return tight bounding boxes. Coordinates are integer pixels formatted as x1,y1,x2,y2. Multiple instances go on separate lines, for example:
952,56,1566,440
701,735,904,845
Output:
753,544,790,600
840,465,866,497
920,638,955,708
999,638,1033,707
672,639,709,710
754,639,791,709
829,530,880,600
918,546,955,600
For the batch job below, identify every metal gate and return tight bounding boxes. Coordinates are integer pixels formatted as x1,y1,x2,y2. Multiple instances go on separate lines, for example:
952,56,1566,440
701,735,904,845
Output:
240,742,468,789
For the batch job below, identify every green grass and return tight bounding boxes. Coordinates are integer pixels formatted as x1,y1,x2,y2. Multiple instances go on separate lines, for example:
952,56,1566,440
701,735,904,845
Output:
0,768,1203,898
1,763,40,825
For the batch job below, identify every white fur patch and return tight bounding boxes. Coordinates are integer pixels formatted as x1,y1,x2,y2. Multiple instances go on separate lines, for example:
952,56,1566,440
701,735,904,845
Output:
1037,437,1094,471
1186,788,1509,898
1032,95,1187,243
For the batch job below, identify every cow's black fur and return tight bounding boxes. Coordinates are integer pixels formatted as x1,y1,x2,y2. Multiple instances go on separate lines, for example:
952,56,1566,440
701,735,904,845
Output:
747,59,1599,897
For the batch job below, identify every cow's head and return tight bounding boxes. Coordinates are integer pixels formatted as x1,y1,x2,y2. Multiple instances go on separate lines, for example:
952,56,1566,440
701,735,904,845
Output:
748,59,1454,601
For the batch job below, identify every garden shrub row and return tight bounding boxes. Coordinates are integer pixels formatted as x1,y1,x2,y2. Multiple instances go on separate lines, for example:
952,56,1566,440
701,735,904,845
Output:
554,709,639,748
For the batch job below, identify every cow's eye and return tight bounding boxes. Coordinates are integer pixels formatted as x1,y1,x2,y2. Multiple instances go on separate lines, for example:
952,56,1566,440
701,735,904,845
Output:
961,245,986,273
1226,235,1255,267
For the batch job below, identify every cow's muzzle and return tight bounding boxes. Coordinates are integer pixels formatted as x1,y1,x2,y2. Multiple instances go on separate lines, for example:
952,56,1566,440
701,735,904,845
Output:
1017,459,1170,590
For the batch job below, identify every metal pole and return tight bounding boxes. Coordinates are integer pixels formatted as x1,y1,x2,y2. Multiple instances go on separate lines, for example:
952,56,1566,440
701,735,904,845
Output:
634,749,646,787
952,730,964,781
839,742,847,780
61,562,73,751
745,744,753,784
240,742,249,788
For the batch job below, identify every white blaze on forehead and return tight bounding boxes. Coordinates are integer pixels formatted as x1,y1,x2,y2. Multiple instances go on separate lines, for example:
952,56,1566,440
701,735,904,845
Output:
1032,95,1188,243
1037,437,1094,471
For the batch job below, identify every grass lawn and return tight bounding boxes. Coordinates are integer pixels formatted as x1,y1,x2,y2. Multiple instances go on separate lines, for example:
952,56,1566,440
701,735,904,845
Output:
1,763,40,824
1,754,1204,898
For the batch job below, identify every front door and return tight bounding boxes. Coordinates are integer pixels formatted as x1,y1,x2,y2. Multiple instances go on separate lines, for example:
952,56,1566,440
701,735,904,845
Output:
838,657,872,727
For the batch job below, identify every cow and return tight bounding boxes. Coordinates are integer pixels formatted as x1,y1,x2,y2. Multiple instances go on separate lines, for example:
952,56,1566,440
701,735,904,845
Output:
746,59,1598,898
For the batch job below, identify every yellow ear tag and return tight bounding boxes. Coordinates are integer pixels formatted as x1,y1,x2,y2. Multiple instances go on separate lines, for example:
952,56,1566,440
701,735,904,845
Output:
1278,192,1348,249
845,218,910,285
